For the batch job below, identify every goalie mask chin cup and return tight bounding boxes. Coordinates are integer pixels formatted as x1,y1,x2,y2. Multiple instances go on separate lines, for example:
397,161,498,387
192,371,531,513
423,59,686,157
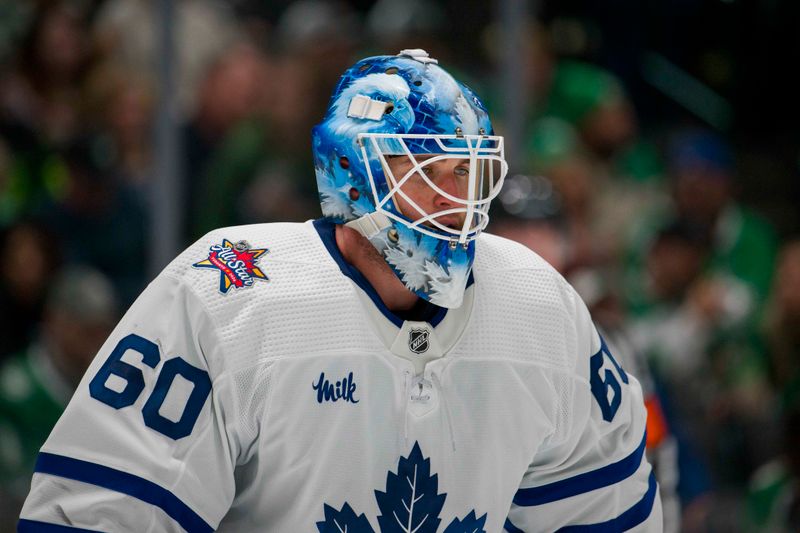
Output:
312,49,507,308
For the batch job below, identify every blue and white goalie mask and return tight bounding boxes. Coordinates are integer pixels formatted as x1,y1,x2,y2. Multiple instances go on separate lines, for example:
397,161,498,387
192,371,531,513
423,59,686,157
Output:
312,49,507,308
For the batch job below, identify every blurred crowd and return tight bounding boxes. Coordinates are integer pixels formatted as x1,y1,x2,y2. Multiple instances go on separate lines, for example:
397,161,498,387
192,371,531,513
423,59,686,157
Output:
0,0,798,531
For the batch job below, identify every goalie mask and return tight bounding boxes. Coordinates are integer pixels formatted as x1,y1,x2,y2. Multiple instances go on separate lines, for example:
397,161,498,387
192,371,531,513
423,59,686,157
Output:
312,49,507,308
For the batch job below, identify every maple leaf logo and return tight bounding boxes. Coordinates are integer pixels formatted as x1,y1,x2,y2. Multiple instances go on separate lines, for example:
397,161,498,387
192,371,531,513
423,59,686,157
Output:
424,260,469,309
384,244,429,291
319,180,354,220
317,442,487,533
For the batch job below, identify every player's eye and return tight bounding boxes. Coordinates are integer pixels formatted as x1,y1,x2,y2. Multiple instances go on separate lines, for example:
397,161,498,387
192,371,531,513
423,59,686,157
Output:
454,166,469,177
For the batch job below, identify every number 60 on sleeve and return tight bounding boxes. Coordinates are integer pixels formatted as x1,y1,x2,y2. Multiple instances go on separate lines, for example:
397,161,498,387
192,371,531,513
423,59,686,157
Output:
89,333,212,440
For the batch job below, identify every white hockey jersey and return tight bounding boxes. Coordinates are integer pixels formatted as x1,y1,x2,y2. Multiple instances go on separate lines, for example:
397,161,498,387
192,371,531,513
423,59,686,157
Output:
19,219,662,532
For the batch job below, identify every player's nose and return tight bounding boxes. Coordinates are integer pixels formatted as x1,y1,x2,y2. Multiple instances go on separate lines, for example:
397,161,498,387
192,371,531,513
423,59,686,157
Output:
433,171,463,208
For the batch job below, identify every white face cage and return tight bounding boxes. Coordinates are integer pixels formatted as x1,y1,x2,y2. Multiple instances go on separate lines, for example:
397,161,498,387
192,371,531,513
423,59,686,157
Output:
358,133,508,245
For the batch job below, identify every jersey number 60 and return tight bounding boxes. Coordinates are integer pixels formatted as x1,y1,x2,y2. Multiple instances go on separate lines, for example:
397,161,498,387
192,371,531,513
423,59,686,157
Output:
89,334,212,440
589,336,629,422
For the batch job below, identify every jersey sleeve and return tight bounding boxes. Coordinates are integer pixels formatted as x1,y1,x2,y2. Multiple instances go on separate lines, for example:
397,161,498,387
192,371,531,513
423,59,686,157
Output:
19,272,240,533
506,291,663,532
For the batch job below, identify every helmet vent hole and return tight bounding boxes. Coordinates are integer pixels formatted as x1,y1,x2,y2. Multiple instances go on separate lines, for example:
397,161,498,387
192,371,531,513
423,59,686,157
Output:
384,104,394,114
359,64,370,72
348,187,360,200
339,156,350,169
413,80,422,86
385,67,399,75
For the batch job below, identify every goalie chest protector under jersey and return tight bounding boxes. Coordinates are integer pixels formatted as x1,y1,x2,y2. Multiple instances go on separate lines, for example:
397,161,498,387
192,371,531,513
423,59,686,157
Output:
21,220,659,533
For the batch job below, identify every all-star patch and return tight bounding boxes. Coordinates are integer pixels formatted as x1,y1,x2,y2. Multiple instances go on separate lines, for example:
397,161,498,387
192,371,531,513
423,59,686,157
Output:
193,239,268,293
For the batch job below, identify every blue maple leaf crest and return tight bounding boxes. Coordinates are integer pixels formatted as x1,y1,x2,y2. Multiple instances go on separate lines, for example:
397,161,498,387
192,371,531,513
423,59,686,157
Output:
317,442,487,533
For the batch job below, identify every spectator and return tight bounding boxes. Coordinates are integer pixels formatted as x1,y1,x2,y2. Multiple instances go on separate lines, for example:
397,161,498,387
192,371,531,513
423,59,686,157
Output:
273,0,360,156
521,117,667,274
184,40,316,238
0,2,95,225
764,240,800,407
628,220,768,423
92,0,240,117
629,219,775,526
83,64,155,195
0,220,62,363
524,117,603,273
645,130,777,300
0,266,119,527
672,131,778,302
0,1,93,146
39,138,148,305
746,405,800,532
544,60,637,160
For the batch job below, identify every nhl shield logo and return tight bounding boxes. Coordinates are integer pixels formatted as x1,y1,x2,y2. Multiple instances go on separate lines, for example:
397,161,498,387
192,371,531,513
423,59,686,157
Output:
408,328,430,354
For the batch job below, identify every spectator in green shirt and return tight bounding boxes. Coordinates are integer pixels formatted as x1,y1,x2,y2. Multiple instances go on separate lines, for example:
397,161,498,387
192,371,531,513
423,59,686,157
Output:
0,266,118,528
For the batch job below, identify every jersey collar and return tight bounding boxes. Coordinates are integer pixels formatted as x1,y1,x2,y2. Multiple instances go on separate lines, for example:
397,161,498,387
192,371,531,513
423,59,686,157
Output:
313,218,475,372
313,218,451,327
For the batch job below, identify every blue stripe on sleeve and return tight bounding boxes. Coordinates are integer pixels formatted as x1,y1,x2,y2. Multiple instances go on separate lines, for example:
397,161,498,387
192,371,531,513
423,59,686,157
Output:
18,519,102,532
506,471,658,533
556,471,659,532
513,431,647,506
34,452,213,533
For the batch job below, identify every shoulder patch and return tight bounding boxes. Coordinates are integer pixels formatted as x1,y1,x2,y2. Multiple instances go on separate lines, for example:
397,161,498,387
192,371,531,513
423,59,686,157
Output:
192,239,269,293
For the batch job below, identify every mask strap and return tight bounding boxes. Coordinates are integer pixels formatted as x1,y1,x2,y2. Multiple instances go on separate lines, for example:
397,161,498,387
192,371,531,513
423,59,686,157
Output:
344,212,392,239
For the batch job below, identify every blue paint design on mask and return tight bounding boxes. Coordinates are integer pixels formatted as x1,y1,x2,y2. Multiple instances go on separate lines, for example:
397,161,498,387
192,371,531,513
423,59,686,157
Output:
311,52,502,308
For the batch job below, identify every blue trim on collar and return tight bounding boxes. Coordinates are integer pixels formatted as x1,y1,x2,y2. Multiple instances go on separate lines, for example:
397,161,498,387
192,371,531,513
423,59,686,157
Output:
34,452,213,533
18,520,102,532
313,218,452,328
513,431,647,506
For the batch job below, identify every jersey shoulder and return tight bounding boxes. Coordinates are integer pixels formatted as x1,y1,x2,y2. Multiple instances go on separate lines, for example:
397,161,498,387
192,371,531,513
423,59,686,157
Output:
155,221,377,374
164,221,331,284
462,232,591,372
161,220,344,310
473,231,574,318
474,231,561,275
